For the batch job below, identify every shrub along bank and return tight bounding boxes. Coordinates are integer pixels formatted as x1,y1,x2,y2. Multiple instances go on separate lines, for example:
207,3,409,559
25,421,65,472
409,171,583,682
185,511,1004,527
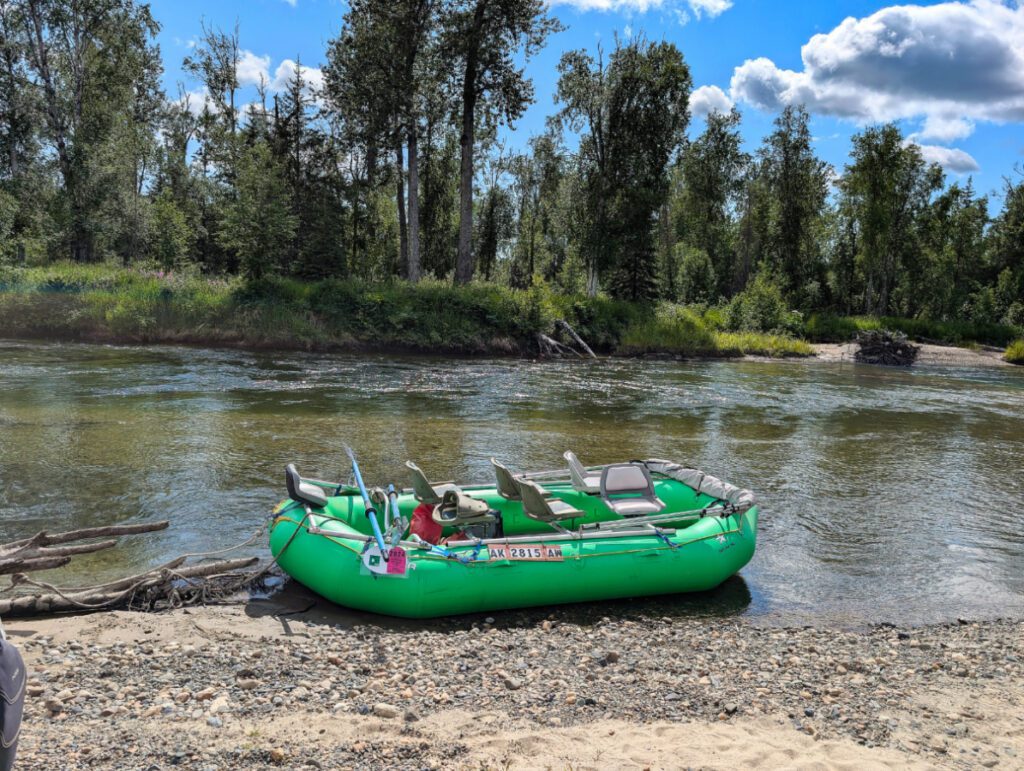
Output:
1005,339,1024,364
0,263,1018,358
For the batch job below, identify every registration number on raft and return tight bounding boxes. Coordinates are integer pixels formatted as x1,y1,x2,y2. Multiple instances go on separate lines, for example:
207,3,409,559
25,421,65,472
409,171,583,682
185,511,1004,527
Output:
488,544,564,561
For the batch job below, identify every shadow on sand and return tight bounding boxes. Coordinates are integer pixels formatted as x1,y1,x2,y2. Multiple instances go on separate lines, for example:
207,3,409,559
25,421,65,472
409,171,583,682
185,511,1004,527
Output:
243,573,758,636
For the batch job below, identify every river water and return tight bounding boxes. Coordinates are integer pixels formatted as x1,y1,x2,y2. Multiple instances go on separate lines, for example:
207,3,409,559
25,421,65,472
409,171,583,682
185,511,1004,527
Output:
2,339,1022,626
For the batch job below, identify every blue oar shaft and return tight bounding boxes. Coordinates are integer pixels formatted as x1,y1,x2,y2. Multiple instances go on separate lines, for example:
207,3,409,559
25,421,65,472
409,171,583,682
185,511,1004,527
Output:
346,449,388,555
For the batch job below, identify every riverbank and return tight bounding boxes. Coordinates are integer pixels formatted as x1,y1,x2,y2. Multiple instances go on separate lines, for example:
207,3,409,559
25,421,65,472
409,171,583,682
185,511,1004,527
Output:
4,262,1020,362
6,597,1022,769
0,263,814,359
813,341,1016,368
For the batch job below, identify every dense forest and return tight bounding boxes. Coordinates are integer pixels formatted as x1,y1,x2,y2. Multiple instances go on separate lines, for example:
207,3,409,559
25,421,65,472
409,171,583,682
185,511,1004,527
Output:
0,0,1022,330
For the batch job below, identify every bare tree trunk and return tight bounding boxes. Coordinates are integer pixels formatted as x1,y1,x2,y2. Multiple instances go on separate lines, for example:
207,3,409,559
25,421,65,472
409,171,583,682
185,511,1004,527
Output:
455,90,476,284
455,3,486,286
407,126,421,282
396,142,409,278
25,0,82,260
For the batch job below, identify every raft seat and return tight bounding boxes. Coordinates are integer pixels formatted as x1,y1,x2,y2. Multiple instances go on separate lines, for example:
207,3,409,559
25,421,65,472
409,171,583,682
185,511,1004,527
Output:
564,451,601,493
285,464,328,508
519,479,582,523
600,463,665,518
491,458,523,500
406,461,461,505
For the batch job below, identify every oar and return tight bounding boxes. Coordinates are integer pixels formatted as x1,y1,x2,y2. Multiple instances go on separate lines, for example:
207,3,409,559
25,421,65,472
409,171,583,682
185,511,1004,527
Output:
386,484,405,547
344,447,389,558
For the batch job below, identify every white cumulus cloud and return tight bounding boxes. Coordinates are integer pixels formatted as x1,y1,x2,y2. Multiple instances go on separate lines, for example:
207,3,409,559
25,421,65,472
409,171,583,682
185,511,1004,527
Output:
270,59,325,93
914,115,975,143
911,143,980,173
688,0,731,18
549,0,731,16
549,0,666,10
729,0,1024,140
237,50,272,88
690,84,733,118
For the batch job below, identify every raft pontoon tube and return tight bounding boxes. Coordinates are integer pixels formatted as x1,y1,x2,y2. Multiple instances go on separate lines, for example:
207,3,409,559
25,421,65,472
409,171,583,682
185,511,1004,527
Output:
268,456,758,618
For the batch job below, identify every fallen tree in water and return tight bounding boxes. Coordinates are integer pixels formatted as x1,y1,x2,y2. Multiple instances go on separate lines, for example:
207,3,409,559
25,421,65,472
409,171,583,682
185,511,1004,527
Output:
854,330,920,366
0,521,267,618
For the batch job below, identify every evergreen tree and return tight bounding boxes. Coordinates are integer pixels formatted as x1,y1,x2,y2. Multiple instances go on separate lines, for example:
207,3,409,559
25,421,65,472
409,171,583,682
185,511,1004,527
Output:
218,142,297,279
674,107,747,299
755,106,831,306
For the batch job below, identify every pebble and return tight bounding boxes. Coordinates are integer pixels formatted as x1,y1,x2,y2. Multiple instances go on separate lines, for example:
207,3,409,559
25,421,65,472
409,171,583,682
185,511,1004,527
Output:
372,703,399,718
7,611,1021,769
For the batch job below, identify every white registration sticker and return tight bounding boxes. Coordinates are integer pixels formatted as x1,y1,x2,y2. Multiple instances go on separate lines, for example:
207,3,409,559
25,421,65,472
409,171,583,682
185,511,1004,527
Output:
360,545,409,577
488,544,564,562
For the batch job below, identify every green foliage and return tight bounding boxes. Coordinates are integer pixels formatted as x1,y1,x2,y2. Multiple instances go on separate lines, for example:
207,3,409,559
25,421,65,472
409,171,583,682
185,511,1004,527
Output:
0,263,651,353
726,274,800,333
1004,339,1024,365
217,143,298,279
754,106,831,304
675,246,717,304
837,124,943,316
802,313,1022,347
0,0,1019,349
618,302,811,358
557,37,692,300
149,191,194,270
619,305,716,355
674,108,747,297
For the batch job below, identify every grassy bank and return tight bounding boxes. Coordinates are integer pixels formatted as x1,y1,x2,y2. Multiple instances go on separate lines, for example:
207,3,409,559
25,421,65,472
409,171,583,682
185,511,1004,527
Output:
0,263,812,359
1005,339,1024,364
618,305,813,357
802,313,1021,348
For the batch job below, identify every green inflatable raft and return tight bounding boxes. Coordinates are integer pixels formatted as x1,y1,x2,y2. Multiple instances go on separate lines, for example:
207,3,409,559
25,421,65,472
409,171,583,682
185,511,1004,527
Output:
268,456,758,618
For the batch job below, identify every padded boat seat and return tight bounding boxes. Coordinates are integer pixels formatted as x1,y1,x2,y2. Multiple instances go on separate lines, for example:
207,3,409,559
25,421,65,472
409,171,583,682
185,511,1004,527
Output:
519,479,583,523
432,489,498,527
406,461,461,505
564,451,601,493
600,463,664,518
285,463,327,508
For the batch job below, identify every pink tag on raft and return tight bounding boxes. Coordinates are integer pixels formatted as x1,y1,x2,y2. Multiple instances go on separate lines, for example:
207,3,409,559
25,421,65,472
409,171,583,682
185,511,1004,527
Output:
386,547,408,575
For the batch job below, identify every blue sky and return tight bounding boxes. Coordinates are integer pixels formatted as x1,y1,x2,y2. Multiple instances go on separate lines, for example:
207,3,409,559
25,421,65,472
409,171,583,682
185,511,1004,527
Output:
152,0,1024,206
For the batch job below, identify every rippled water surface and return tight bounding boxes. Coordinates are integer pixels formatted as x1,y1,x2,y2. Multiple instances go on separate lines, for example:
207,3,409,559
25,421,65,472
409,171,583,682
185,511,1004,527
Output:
2,340,1022,625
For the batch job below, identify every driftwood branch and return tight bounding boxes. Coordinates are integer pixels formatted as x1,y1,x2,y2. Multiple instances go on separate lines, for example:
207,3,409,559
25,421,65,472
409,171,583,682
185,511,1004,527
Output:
537,332,580,358
0,556,72,575
555,320,597,358
0,556,260,617
855,330,920,366
0,521,169,556
0,519,268,618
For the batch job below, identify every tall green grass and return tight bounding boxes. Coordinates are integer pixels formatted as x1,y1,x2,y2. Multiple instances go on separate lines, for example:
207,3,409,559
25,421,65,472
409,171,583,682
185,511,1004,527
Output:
1005,339,1024,364
617,304,812,358
0,263,642,354
803,313,1022,347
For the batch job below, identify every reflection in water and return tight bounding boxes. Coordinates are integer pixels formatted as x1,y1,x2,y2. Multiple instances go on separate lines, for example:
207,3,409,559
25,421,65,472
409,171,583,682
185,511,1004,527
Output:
1,339,1023,625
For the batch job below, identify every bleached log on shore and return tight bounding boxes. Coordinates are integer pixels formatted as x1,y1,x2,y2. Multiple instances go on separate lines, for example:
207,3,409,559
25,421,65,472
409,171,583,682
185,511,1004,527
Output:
555,320,597,358
0,556,260,617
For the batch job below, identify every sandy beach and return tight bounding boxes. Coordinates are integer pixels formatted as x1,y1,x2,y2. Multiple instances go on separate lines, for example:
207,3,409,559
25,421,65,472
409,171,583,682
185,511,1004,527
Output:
811,342,1014,368
4,590,1022,770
